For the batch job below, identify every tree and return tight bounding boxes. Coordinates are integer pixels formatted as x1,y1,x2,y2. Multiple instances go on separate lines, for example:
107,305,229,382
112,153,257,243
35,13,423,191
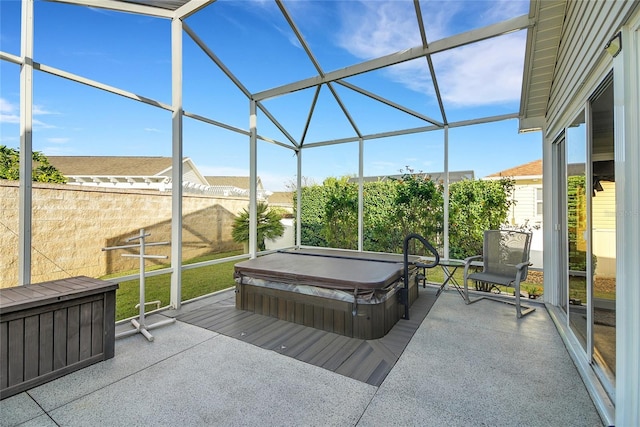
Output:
232,202,285,251
0,145,67,183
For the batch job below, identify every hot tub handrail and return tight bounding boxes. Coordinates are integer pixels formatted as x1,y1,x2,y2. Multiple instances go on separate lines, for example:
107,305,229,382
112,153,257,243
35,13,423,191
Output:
402,233,440,320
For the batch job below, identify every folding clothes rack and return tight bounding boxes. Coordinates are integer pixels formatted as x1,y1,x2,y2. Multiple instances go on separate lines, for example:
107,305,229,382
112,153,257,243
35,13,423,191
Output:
103,229,175,341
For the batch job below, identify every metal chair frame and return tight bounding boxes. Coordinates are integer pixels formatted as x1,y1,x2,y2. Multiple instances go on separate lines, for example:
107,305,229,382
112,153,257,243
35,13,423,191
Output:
463,230,535,318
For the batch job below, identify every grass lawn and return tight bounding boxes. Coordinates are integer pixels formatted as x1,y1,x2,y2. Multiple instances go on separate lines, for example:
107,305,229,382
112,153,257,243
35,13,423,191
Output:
102,250,243,321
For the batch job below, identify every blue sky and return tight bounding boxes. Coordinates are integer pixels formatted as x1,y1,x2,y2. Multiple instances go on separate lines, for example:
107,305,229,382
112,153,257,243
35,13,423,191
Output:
0,0,541,191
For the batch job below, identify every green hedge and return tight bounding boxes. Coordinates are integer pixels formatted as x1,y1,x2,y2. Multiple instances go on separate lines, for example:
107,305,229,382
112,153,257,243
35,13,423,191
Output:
296,173,514,259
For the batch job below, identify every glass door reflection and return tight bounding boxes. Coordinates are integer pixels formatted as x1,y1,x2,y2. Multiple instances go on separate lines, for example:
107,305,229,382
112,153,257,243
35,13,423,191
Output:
566,111,588,352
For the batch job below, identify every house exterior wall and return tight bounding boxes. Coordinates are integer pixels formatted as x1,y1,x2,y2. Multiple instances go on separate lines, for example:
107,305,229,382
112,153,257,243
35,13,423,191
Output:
509,179,543,227
547,0,637,138
507,178,544,268
541,3,639,426
0,180,247,287
180,162,208,186
592,181,616,278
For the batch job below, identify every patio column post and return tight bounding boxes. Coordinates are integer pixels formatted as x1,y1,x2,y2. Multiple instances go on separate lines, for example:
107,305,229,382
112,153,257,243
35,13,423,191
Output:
18,0,34,286
296,149,302,248
358,137,364,252
249,99,257,258
170,15,183,308
443,125,449,259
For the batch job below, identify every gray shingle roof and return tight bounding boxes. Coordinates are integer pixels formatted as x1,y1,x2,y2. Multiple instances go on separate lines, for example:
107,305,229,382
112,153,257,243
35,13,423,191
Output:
46,156,174,176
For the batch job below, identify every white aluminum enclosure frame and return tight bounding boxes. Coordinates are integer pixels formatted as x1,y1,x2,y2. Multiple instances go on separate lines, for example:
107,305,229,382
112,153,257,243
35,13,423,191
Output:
6,0,639,424
9,0,535,292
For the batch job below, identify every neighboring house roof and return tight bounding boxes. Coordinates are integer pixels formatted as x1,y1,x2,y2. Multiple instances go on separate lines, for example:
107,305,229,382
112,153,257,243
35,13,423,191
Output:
204,176,263,190
485,159,542,179
43,156,263,196
47,156,175,176
349,171,474,184
267,191,294,205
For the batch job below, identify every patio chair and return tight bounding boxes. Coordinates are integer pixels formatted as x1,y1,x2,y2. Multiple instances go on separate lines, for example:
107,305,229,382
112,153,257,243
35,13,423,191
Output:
462,230,534,318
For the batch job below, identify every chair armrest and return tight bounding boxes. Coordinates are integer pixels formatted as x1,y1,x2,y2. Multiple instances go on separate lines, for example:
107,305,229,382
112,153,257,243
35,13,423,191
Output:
463,255,482,265
515,261,532,271
463,255,482,280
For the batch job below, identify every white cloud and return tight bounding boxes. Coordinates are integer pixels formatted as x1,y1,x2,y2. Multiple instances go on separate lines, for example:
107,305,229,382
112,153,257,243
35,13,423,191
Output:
46,137,70,144
0,98,19,124
0,113,20,124
337,2,420,59
0,98,60,127
0,136,19,144
40,145,76,156
482,0,530,24
0,98,16,114
144,127,161,133
33,104,58,116
334,1,526,107
434,32,525,106
32,119,57,129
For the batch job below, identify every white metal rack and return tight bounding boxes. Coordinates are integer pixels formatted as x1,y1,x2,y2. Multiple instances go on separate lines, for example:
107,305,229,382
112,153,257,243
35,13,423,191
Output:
103,229,175,341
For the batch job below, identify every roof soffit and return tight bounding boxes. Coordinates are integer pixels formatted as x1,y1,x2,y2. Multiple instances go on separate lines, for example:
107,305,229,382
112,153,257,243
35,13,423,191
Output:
519,0,567,131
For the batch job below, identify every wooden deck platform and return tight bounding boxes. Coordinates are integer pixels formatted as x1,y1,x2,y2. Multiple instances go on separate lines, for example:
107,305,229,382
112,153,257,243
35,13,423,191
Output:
174,286,440,386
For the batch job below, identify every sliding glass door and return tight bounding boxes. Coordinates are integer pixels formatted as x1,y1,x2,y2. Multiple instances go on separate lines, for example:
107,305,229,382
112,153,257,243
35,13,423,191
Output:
590,78,616,384
560,75,616,392
566,110,588,351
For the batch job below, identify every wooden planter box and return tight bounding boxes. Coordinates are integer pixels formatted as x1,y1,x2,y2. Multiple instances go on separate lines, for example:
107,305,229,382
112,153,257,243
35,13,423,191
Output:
0,276,118,399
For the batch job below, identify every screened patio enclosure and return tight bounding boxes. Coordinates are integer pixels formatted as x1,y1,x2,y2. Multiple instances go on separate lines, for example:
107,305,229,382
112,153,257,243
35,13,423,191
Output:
4,0,539,293
3,1,640,425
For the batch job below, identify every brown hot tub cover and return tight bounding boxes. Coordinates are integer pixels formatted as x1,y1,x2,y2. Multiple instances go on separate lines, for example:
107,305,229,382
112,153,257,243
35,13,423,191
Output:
234,250,407,291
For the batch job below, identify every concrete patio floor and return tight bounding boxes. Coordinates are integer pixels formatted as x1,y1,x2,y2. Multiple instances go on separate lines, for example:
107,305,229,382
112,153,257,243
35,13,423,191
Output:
1,289,604,427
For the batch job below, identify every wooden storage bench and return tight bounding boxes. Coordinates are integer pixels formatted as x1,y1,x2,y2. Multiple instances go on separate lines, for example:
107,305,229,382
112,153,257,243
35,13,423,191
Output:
0,276,118,399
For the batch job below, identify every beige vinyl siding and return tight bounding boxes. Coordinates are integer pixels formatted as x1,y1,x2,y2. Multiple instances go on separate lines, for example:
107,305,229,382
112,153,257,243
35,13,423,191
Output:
183,165,204,185
593,181,616,229
547,1,636,133
511,185,542,226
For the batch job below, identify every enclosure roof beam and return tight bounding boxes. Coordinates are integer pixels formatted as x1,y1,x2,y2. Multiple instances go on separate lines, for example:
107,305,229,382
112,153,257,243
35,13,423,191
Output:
253,13,532,101
447,112,519,128
301,112,519,149
183,22,252,100
35,62,172,111
174,0,215,20
49,0,175,18
0,51,21,65
276,0,362,138
335,80,443,127
413,0,447,125
182,110,296,152
256,101,300,149
299,86,321,147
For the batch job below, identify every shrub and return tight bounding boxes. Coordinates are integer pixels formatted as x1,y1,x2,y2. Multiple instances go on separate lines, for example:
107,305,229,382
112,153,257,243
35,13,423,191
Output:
231,201,284,251
297,171,514,259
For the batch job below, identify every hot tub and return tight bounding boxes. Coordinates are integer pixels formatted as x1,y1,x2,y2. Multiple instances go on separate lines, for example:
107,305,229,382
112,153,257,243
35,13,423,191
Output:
233,248,419,340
